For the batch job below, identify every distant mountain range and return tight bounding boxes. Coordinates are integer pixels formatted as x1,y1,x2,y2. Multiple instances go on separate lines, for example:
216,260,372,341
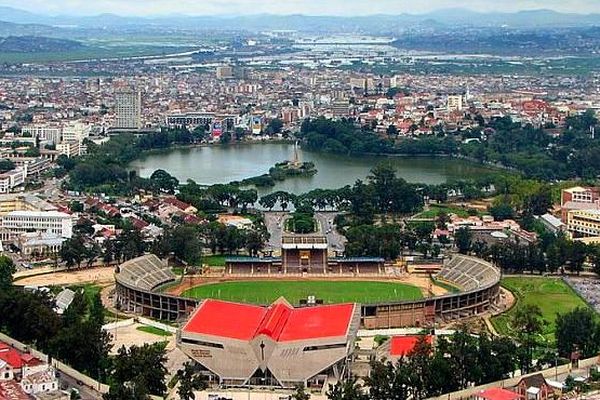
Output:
0,6,598,32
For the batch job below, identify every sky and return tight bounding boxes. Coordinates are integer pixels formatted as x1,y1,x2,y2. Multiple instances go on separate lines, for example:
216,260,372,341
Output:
1,0,600,16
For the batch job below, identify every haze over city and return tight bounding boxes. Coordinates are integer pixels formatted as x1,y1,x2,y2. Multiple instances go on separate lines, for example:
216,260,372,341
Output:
1,0,600,16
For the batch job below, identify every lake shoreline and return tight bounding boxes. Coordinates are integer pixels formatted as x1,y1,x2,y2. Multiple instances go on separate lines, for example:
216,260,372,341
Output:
129,141,504,194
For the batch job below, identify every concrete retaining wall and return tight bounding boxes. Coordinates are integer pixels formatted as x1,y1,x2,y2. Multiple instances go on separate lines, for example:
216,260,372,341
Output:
138,316,178,334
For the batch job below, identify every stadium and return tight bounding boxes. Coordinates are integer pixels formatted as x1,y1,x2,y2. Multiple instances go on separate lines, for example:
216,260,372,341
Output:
113,248,501,388
114,251,502,329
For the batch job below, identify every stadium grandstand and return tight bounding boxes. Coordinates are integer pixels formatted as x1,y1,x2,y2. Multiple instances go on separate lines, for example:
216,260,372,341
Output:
114,254,197,320
361,254,501,328
436,255,500,292
177,298,361,389
225,235,385,276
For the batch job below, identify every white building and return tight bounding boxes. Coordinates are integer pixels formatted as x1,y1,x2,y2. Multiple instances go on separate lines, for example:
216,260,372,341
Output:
2,211,73,238
56,141,81,157
114,89,142,129
61,122,91,144
0,168,26,194
22,124,62,144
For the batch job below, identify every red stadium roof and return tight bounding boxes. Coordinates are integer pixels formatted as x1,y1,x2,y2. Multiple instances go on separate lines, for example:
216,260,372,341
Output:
390,335,433,357
182,299,355,342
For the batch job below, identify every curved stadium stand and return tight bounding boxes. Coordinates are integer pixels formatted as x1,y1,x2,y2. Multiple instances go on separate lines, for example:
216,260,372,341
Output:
115,254,197,320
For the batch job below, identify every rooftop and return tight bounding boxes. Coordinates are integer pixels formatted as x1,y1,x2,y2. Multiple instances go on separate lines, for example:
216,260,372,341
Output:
389,335,433,357
182,299,355,342
478,388,523,400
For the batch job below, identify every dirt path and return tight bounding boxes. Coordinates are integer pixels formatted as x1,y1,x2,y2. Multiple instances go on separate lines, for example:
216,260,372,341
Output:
15,266,115,287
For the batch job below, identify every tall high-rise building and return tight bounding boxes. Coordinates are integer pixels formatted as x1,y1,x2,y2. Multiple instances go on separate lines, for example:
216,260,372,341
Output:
216,66,234,80
114,89,142,129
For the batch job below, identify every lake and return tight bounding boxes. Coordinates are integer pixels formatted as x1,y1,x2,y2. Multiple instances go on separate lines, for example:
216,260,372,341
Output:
129,143,490,195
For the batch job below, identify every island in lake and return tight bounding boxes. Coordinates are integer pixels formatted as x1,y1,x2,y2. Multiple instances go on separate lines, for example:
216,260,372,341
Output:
236,143,318,188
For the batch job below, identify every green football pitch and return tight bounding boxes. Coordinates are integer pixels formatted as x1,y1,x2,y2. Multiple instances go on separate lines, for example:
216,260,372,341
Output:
182,280,424,305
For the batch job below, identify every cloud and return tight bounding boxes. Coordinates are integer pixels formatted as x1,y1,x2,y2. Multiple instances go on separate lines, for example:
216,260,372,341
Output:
1,0,599,16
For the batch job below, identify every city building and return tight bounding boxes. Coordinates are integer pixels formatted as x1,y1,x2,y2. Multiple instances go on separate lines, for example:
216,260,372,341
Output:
447,95,464,111
56,141,81,158
0,168,25,194
331,99,351,118
560,186,600,222
216,66,234,80
0,342,59,397
1,211,73,238
0,194,57,216
566,209,600,238
61,122,91,144
165,112,235,132
16,232,65,259
22,124,62,145
114,88,142,129
178,298,361,388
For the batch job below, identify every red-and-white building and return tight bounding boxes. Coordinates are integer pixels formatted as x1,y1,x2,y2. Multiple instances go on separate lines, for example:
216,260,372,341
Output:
0,342,59,397
177,298,361,389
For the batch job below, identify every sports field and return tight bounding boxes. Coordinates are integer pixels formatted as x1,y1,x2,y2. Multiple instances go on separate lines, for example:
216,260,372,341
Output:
182,280,424,305
492,276,589,341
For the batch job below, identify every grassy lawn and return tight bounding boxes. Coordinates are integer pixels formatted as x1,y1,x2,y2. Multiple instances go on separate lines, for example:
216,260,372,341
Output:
415,204,477,219
203,255,229,267
136,326,172,337
492,277,589,341
182,280,423,305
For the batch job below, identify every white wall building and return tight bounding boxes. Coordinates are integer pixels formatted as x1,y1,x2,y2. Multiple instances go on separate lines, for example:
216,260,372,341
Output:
56,141,81,157
0,168,26,194
22,124,62,144
2,211,73,238
61,122,91,144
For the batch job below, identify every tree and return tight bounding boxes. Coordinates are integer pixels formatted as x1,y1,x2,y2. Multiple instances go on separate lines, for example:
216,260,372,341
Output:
291,384,311,400
512,304,544,373
177,362,208,400
69,200,84,213
589,245,600,277
326,378,368,400
108,343,168,397
366,358,413,400
0,159,15,173
0,255,15,291
489,202,515,221
60,235,88,269
555,307,600,358
454,227,472,254
150,169,179,194
267,118,284,135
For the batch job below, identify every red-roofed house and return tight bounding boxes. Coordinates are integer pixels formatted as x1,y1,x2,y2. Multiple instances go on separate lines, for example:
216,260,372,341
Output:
477,387,524,400
378,335,434,361
163,197,197,214
178,298,361,389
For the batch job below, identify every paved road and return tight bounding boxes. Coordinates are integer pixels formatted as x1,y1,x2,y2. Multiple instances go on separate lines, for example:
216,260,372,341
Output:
59,373,103,399
264,211,346,255
315,212,346,254
265,212,287,253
